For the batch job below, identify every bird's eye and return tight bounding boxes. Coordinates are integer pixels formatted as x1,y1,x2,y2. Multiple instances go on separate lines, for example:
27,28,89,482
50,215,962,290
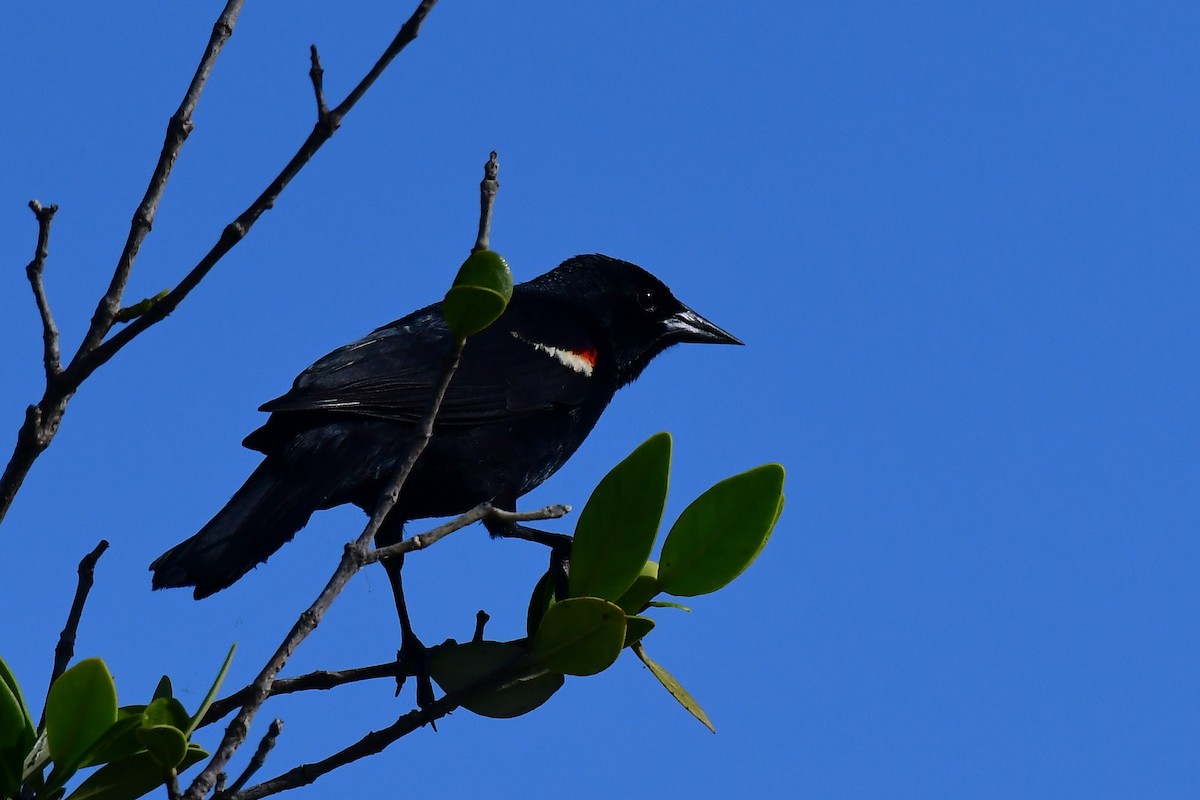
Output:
637,289,658,313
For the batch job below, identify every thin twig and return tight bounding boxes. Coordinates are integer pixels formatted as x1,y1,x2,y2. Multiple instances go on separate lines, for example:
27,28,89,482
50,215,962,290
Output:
228,650,535,800
77,0,244,359
39,540,109,729
25,201,62,379
308,46,329,122
473,151,499,252
83,0,440,378
366,504,570,564
201,662,405,728
219,720,283,798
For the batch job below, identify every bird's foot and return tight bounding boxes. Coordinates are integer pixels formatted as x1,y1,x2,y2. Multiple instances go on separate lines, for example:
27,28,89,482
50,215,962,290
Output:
395,630,436,711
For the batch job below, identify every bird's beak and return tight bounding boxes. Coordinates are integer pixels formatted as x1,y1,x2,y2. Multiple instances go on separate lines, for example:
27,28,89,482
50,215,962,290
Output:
665,306,744,346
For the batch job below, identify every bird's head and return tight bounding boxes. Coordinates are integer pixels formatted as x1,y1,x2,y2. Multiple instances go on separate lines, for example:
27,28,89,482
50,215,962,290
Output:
526,254,742,387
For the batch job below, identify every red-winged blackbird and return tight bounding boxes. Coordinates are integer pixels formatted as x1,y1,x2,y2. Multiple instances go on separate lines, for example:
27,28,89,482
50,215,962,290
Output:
150,254,739,701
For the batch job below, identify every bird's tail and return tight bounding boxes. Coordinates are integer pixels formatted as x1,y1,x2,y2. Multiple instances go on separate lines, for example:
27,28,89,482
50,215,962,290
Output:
150,462,321,599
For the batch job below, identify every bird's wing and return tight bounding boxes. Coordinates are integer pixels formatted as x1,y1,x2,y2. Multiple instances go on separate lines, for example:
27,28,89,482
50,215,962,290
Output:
257,300,602,426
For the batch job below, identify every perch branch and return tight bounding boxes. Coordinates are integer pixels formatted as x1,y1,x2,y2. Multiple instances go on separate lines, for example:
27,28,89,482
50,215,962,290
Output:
200,505,565,727
367,503,569,564
184,324,462,800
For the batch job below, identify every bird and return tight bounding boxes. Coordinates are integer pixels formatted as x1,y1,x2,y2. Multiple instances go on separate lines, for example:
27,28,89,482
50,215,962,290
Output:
150,253,740,703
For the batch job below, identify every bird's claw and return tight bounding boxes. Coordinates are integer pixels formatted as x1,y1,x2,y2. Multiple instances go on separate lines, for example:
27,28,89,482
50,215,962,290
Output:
396,632,436,710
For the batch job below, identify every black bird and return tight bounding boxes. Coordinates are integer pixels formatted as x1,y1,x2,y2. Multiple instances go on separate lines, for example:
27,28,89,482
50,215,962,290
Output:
151,254,740,701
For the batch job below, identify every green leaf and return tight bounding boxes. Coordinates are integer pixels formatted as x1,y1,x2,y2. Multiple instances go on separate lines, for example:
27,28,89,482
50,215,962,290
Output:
78,717,145,769
658,463,785,597
65,745,206,800
569,433,672,601
0,658,33,752
532,598,627,676
151,677,172,702
184,642,235,737
525,570,556,638
443,249,514,339
632,642,715,733
0,660,32,800
0,672,26,751
429,641,562,719
615,561,661,615
45,658,118,770
623,615,656,648
646,600,691,612
134,725,187,769
142,698,188,731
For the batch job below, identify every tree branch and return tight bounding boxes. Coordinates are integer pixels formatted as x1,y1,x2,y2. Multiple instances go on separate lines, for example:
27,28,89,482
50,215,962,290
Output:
0,0,440,527
367,503,570,564
217,719,283,799
230,647,539,800
201,662,405,729
308,46,329,123
24,200,62,380
82,0,440,378
0,2,243,527
77,0,244,359
38,539,109,728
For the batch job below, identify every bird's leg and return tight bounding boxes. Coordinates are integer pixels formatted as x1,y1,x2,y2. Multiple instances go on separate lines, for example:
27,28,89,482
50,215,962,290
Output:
486,518,573,600
378,546,435,710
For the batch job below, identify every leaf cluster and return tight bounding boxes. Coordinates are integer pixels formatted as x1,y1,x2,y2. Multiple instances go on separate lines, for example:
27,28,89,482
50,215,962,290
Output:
428,432,785,730
0,647,233,800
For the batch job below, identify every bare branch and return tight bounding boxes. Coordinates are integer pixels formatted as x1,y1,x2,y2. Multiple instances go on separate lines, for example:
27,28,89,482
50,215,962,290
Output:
367,503,570,564
201,662,405,728
25,200,62,379
83,0,441,378
473,150,500,252
229,706,437,800
330,0,438,121
38,539,109,728
1,3,243,526
77,0,244,359
308,46,329,123
230,649,535,800
218,719,284,799
0,0,441,527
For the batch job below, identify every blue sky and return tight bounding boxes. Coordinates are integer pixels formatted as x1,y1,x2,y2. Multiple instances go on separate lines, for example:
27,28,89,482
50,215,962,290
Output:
2,2,1197,798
